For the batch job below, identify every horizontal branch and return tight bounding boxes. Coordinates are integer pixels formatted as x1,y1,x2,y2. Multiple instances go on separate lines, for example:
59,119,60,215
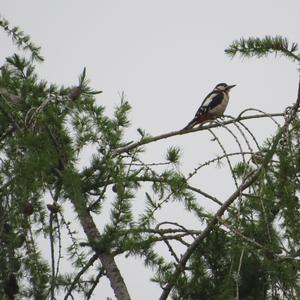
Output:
114,112,285,156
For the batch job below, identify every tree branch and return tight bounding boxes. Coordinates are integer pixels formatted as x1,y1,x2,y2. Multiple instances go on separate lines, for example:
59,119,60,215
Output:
64,254,98,300
159,168,261,300
187,186,223,206
62,169,131,300
114,112,285,156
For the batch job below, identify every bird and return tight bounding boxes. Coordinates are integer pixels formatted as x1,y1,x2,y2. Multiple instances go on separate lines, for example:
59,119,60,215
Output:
183,83,236,130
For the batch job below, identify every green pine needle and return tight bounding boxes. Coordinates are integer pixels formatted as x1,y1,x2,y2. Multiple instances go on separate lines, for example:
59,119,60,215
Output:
166,146,181,164
0,16,44,62
225,35,300,62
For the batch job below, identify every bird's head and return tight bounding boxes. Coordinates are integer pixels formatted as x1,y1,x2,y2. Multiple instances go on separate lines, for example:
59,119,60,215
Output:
214,83,236,92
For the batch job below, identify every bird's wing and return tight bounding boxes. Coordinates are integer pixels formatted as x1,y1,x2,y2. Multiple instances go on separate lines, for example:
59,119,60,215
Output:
195,91,223,117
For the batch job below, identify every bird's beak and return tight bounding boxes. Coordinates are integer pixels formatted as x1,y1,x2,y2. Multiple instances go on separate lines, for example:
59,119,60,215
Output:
227,84,236,90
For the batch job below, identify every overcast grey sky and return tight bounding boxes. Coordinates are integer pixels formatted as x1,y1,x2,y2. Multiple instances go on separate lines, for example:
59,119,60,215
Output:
2,1,300,299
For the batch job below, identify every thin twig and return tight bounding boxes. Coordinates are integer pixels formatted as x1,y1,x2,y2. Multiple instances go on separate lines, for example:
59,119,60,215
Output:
64,255,98,300
236,248,245,300
86,268,105,300
49,210,56,299
208,128,238,188
187,151,253,179
187,186,223,206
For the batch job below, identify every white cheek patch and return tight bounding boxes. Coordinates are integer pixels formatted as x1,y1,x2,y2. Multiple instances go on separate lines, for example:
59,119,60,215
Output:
216,86,226,91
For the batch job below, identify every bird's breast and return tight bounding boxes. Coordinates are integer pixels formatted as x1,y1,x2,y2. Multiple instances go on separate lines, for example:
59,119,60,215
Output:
209,92,229,116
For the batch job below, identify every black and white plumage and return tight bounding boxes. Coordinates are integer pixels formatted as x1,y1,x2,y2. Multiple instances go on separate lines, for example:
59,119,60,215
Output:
183,83,236,130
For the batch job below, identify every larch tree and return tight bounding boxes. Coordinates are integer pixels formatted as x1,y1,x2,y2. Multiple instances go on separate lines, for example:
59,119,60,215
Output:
0,17,300,300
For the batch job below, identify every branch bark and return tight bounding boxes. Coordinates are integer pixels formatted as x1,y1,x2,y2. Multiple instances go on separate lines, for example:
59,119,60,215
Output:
62,169,131,300
114,112,285,156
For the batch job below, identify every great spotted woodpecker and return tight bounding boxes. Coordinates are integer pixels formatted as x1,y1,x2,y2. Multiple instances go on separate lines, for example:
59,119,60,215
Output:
183,83,236,130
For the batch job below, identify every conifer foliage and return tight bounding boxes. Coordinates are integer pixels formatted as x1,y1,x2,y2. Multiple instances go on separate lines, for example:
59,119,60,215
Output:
1,17,300,300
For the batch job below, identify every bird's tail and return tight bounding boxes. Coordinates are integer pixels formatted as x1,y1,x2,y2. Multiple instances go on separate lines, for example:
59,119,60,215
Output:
182,118,198,130
182,115,210,130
